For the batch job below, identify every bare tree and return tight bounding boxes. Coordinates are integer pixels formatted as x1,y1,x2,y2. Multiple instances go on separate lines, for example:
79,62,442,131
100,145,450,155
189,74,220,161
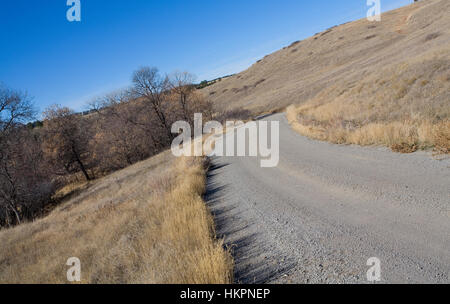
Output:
89,93,158,172
131,67,173,142
0,127,55,226
0,85,35,225
42,105,93,181
0,85,34,137
169,71,197,122
0,85,54,227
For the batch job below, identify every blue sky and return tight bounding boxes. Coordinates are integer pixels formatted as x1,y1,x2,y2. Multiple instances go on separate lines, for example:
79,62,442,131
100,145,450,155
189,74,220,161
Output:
0,0,411,113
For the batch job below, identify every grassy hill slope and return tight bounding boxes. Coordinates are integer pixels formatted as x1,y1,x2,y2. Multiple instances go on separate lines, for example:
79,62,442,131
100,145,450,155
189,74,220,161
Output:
0,153,232,284
202,0,449,152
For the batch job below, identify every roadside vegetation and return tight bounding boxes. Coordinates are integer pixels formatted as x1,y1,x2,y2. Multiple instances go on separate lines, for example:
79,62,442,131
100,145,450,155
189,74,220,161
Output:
0,68,212,228
0,67,234,283
287,51,450,154
0,153,233,283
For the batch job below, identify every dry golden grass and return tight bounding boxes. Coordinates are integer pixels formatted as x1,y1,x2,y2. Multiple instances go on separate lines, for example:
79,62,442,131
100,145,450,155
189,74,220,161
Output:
286,55,450,154
284,27,450,153
0,152,233,284
433,120,450,154
287,105,449,153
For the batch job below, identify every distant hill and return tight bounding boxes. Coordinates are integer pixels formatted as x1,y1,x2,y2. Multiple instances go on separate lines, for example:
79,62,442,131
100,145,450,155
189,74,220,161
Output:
201,0,449,118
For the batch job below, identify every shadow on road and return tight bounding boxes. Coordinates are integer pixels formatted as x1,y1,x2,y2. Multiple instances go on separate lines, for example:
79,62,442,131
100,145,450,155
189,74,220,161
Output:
205,157,295,283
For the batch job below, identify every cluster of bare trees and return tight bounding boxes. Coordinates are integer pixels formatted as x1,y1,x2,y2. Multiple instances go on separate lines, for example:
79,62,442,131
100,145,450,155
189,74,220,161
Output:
41,106,94,181
0,86,55,226
89,68,213,172
0,67,213,227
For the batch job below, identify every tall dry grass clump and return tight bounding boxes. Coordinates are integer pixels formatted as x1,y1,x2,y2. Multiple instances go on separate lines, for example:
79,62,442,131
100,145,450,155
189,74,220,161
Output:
287,105,449,154
286,47,450,154
433,120,450,154
0,152,232,284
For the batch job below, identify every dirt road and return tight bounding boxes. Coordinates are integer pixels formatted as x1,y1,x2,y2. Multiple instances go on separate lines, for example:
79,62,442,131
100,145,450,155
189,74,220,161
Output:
205,113,449,283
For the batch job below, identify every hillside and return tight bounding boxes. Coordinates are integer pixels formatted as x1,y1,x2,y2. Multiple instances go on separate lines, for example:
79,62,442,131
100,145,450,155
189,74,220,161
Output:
202,0,449,152
0,153,232,284
203,0,449,113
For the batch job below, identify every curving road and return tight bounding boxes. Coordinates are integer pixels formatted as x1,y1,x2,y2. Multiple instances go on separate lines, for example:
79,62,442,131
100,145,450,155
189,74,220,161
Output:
205,113,450,284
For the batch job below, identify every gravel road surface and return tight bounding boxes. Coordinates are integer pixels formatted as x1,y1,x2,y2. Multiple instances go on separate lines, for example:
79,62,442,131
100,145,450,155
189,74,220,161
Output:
205,113,450,283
